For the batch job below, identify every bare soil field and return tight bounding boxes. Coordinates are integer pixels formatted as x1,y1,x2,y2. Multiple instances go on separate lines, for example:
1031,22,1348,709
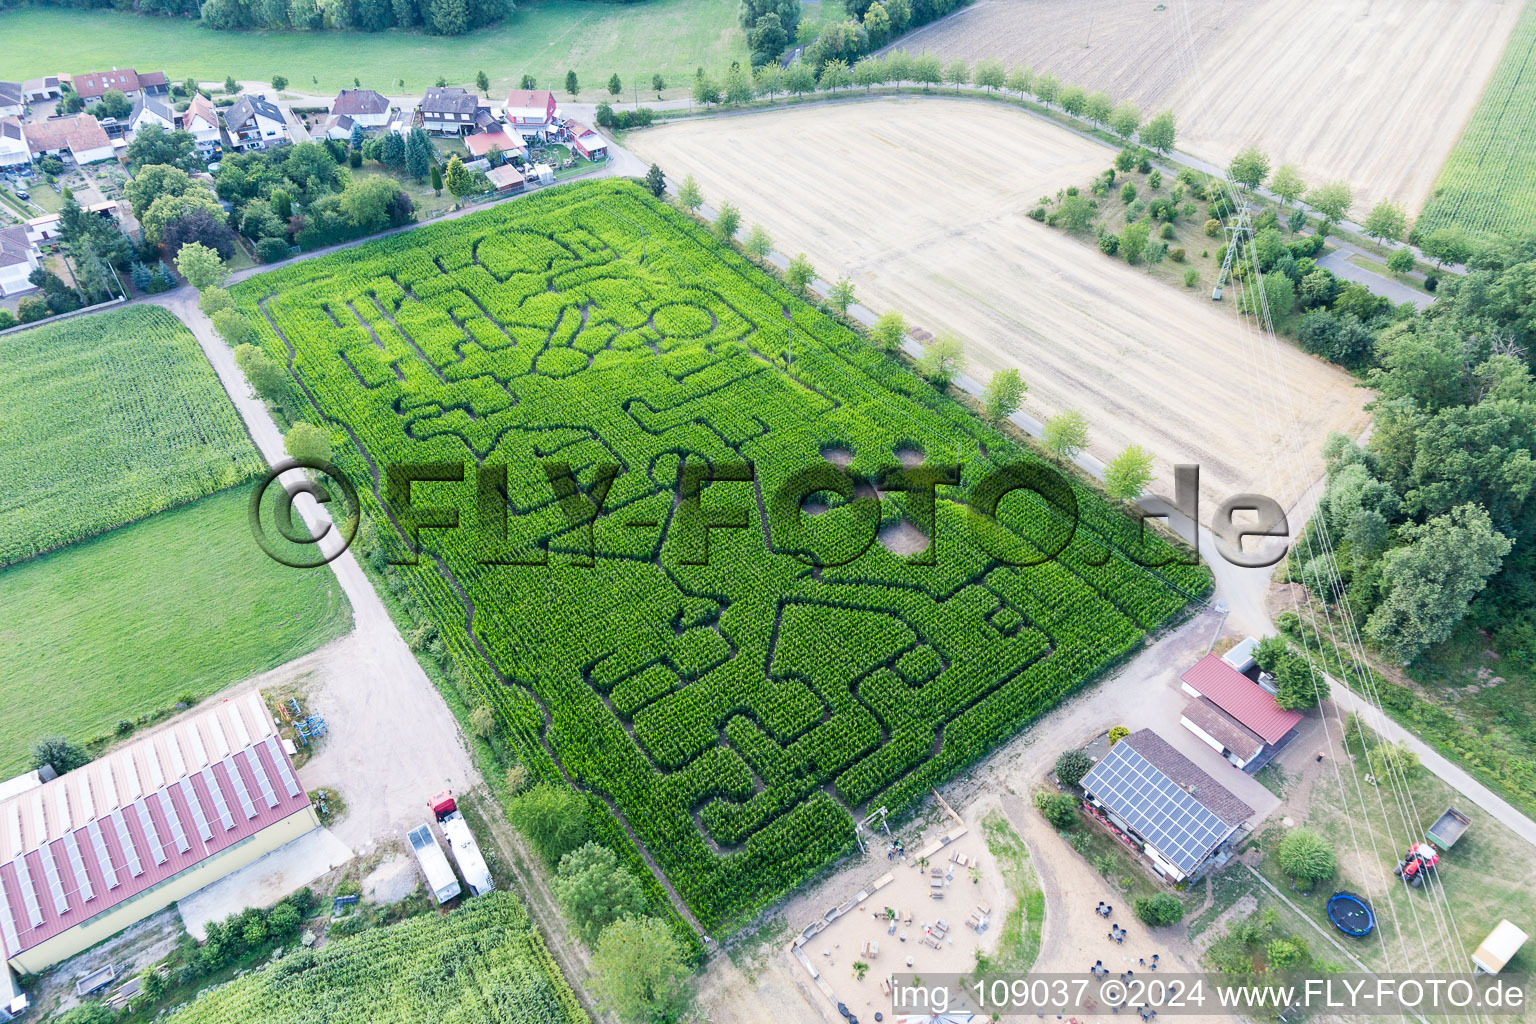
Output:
630,100,1369,513
887,0,1521,212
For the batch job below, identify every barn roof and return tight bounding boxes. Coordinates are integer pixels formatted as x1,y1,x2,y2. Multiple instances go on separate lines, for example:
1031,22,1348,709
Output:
1180,653,1301,744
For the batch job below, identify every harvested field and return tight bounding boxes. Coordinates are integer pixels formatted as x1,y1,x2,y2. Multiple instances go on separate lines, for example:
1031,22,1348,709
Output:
630,99,1371,512
888,0,1521,212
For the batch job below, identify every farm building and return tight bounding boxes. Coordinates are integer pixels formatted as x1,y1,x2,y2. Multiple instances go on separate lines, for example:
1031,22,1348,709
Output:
179,94,221,152
0,693,319,975
1080,729,1253,883
0,84,21,120
331,88,390,128
563,120,608,161
1178,651,1302,772
0,225,40,298
23,114,113,165
500,88,557,140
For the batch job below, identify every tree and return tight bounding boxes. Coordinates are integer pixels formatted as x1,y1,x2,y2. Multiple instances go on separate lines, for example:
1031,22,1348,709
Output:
1420,225,1472,267
916,331,965,387
828,276,856,317
715,202,741,241
608,73,623,98
590,916,692,1024
444,154,475,199
1140,109,1176,153
1276,827,1336,887
519,74,538,90
430,162,444,195
95,89,132,120
652,73,667,98
785,253,815,294
1054,749,1093,788
737,0,801,39
1083,89,1112,126
743,223,773,263
861,2,890,45
1108,100,1141,141
1033,72,1060,107
973,58,1006,94
1058,84,1086,116
565,69,580,97
225,75,241,93
784,61,818,97
175,242,226,291
476,69,490,93
982,367,1026,424
871,310,907,353
724,62,755,104
1005,65,1034,96
1043,409,1090,459
234,343,288,402
754,63,784,99
1386,247,1415,275
1053,194,1095,233
162,207,238,261
552,842,648,943
1306,180,1354,227
691,72,722,106
1362,200,1407,243
1366,504,1513,665
644,164,667,198
350,121,366,151
1039,792,1078,829
1270,164,1306,208
819,59,852,92
1228,145,1270,191
676,175,704,213
124,125,198,172
911,54,943,91
405,126,434,181
510,783,591,865
853,56,886,92
1272,649,1328,709
271,74,289,92
212,307,253,346
381,130,406,167
469,704,496,738
1135,893,1185,926
284,421,331,466
30,737,90,774
1104,444,1154,499
1120,220,1150,263
884,49,912,86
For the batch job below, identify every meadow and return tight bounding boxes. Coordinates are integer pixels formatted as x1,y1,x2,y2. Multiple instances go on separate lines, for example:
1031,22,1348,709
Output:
231,179,1209,930
0,305,265,566
0,2,741,98
1417,0,1536,237
0,483,352,772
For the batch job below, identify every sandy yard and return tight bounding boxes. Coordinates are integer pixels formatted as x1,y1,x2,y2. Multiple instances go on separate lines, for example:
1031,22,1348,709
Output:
883,0,1521,212
630,99,1369,513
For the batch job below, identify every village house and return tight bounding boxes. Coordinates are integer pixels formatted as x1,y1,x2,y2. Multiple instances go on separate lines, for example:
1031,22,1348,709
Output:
130,97,177,135
418,87,484,136
22,77,61,103
0,83,22,120
1177,644,1302,773
0,119,28,169
562,119,608,161
500,88,557,141
69,69,142,101
465,126,524,164
180,93,222,152
224,95,288,151
330,88,390,128
24,213,61,246
23,113,113,165
316,113,357,141
0,224,40,299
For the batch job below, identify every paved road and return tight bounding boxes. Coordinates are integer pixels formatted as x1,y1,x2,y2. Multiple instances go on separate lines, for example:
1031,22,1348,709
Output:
1318,247,1431,309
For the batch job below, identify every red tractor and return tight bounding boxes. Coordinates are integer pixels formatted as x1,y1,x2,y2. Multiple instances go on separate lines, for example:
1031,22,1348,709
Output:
1395,842,1441,887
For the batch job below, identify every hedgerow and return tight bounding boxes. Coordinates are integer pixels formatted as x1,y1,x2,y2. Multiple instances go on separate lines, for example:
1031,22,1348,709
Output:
232,179,1209,932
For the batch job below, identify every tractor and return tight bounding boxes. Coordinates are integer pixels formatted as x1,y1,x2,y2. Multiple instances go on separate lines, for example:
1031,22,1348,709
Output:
1394,841,1441,887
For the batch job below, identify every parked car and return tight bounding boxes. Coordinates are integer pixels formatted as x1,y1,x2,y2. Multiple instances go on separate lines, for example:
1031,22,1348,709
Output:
15,190,28,200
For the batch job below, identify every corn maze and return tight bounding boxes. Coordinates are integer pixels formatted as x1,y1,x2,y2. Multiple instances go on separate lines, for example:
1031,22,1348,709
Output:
234,180,1210,931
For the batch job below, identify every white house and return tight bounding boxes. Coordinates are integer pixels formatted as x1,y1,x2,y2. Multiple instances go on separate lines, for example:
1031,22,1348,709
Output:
330,88,389,128
0,82,22,119
24,113,114,164
315,112,356,141
180,93,221,151
25,213,61,246
131,96,176,134
224,94,288,151
0,224,40,298
0,118,28,169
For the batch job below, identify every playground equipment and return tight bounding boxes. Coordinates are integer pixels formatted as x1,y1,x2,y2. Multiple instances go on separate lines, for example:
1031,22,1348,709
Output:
1326,892,1376,937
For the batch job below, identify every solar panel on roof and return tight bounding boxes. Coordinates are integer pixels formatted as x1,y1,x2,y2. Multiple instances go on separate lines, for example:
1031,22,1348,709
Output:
179,779,212,841
12,855,43,927
243,748,278,808
110,810,143,877
157,790,190,853
0,876,20,951
135,801,167,865
1082,743,1235,874
201,768,235,831
39,842,69,915
87,821,118,889
223,758,258,820
265,737,301,797
62,831,94,903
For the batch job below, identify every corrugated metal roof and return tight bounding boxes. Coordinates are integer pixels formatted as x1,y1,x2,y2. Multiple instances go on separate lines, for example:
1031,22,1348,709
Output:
0,696,311,961
1180,653,1302,744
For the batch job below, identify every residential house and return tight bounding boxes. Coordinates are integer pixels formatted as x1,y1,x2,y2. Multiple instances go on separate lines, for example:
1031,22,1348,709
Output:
1178,650,1302,773
22,77,61,103
25,213,61,246
0,224,40,298
70,69,142,101
180,93,221,152
500,89,557,141
0,118,28,169
0,83,22,119
316,113,356,141
418,87,483,136
130,97,176,134
1079,729,1254,883
465,126,524,164
330,88,389,128
563,119,607,161
224,95,288,151
24,114,114,164
138,71,170,96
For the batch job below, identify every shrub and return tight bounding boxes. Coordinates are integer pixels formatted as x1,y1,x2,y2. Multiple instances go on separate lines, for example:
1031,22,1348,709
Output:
1097,232,1119,256
1204,218,1221,237
257,236,291,263
1107,726,1129,744
1170,247,1186,263
1039,793,1079,830
1424,274,1438,292
1184,268,1199,288
1160,223,1176,240
1276,827,1335,886
1055,749,1094,788
1120,182,1137,204
1028,206,1046,222
1135,892,1184,926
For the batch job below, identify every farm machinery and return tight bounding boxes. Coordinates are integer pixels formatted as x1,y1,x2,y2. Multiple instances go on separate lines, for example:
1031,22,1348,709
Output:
1394,807,1470,887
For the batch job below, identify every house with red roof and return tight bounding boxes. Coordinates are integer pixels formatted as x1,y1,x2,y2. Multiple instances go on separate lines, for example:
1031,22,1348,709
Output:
500,88,557,141
563,119,607,161
1178,646,1302,772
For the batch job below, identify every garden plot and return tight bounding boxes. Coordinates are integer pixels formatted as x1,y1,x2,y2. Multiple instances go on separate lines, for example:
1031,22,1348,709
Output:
630,100,1370,513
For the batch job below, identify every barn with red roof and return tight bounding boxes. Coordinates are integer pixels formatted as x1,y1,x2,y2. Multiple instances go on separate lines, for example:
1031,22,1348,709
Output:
1178,646,1302,772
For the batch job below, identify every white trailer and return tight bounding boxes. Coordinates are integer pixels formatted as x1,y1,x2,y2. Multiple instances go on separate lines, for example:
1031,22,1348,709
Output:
430,791,495,897
1473,920,1528,974
407,823,461,904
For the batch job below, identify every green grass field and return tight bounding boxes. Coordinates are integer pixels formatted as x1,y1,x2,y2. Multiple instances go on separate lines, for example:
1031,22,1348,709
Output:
0,2,742,98
1418,0,1536,237
0,483,352,772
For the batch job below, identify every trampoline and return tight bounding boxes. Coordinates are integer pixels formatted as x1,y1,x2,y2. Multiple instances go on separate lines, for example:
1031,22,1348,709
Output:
1327,892,1376,937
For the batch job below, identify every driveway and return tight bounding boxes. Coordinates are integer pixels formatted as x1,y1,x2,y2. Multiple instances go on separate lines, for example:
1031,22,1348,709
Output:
1318,248,1432,309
